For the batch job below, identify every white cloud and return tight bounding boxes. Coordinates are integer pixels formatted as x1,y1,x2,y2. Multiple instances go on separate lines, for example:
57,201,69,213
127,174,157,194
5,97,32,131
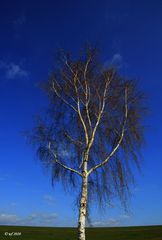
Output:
60,149,71,158
5,63,28,79
120,214,130,219
0,61,29,80
13,13,26,39
43,195,55,205
92,214,131,227
133,187,141,192
13,14,26,29
10,202,17,207
39,213,58,225
0,212,58,226
107,218,120,226
21,212,58,226
0,213,20,225
0,174,10,181
58,144,72,159
103,53,124,70
93,218,120,227
0,177,7,181
111,53,122,65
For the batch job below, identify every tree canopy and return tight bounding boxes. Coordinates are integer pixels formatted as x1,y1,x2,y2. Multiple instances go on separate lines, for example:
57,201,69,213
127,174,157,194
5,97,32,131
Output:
27,46,145,217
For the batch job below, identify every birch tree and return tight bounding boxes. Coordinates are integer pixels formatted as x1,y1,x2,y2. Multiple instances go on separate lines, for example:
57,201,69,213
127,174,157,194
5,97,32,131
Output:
28,46,145,240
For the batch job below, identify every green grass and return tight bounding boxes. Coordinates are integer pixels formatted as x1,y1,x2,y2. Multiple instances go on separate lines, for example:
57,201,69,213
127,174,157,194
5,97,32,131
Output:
0,225,162,240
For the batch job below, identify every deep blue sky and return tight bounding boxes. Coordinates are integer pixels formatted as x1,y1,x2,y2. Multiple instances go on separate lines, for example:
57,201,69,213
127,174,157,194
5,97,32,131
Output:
0,0,162,227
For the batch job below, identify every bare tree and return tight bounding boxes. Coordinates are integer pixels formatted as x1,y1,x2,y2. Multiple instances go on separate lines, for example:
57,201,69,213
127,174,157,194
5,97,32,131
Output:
27,46,145,240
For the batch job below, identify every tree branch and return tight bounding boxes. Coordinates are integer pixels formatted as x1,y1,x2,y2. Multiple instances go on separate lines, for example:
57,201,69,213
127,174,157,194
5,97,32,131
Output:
64,131,83,146
88,87,128,176
51,80,78,112
88,77,111,148
74,74,89,145
79,78,110,169
48,144,82,177
63,57,89,145
84,58,92,133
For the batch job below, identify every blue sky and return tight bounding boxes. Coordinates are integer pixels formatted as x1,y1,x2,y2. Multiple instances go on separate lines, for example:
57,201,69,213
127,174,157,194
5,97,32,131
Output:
0,0,162,227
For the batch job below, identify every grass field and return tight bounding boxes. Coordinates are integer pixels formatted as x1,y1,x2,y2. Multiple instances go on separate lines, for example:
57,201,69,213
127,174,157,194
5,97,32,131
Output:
0,225,162,240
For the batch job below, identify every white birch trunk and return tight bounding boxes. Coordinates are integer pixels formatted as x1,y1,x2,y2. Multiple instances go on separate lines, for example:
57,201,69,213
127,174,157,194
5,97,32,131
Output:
78,174,88,240
78,154,88,240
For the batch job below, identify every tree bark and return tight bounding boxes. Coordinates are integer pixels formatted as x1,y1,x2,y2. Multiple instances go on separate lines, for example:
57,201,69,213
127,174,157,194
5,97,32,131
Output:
77,172,88,240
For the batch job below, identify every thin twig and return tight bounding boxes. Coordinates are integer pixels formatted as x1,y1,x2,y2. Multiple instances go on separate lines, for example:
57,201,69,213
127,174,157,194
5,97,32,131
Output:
88,87,128,175
49,144,82,177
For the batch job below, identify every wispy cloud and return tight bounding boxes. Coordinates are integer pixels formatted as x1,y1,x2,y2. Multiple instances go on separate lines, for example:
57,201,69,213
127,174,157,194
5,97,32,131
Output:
58,144,72,159
120,214,130,219
92,218,120,227
111,53,123,65
5,63,28,79
103,53,123,70
13,13,26,29
43,195,55,205
12,12,26,40
0,174,10,181
13,13,26,39
21,212,58,226
0,212,58,226
92,214,131,227
105,13,129,25
10,202,17,207
93,218,120,227
0,61,29,80
0,213,20,225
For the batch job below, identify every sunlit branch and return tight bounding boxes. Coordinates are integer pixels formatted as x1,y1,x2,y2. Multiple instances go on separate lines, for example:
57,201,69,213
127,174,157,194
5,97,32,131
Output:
74,74,89,145
88,78,111,148
51,80,78,112
48,143,82,177
79,78,110,169
84,58,92,133
88,87,128,175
